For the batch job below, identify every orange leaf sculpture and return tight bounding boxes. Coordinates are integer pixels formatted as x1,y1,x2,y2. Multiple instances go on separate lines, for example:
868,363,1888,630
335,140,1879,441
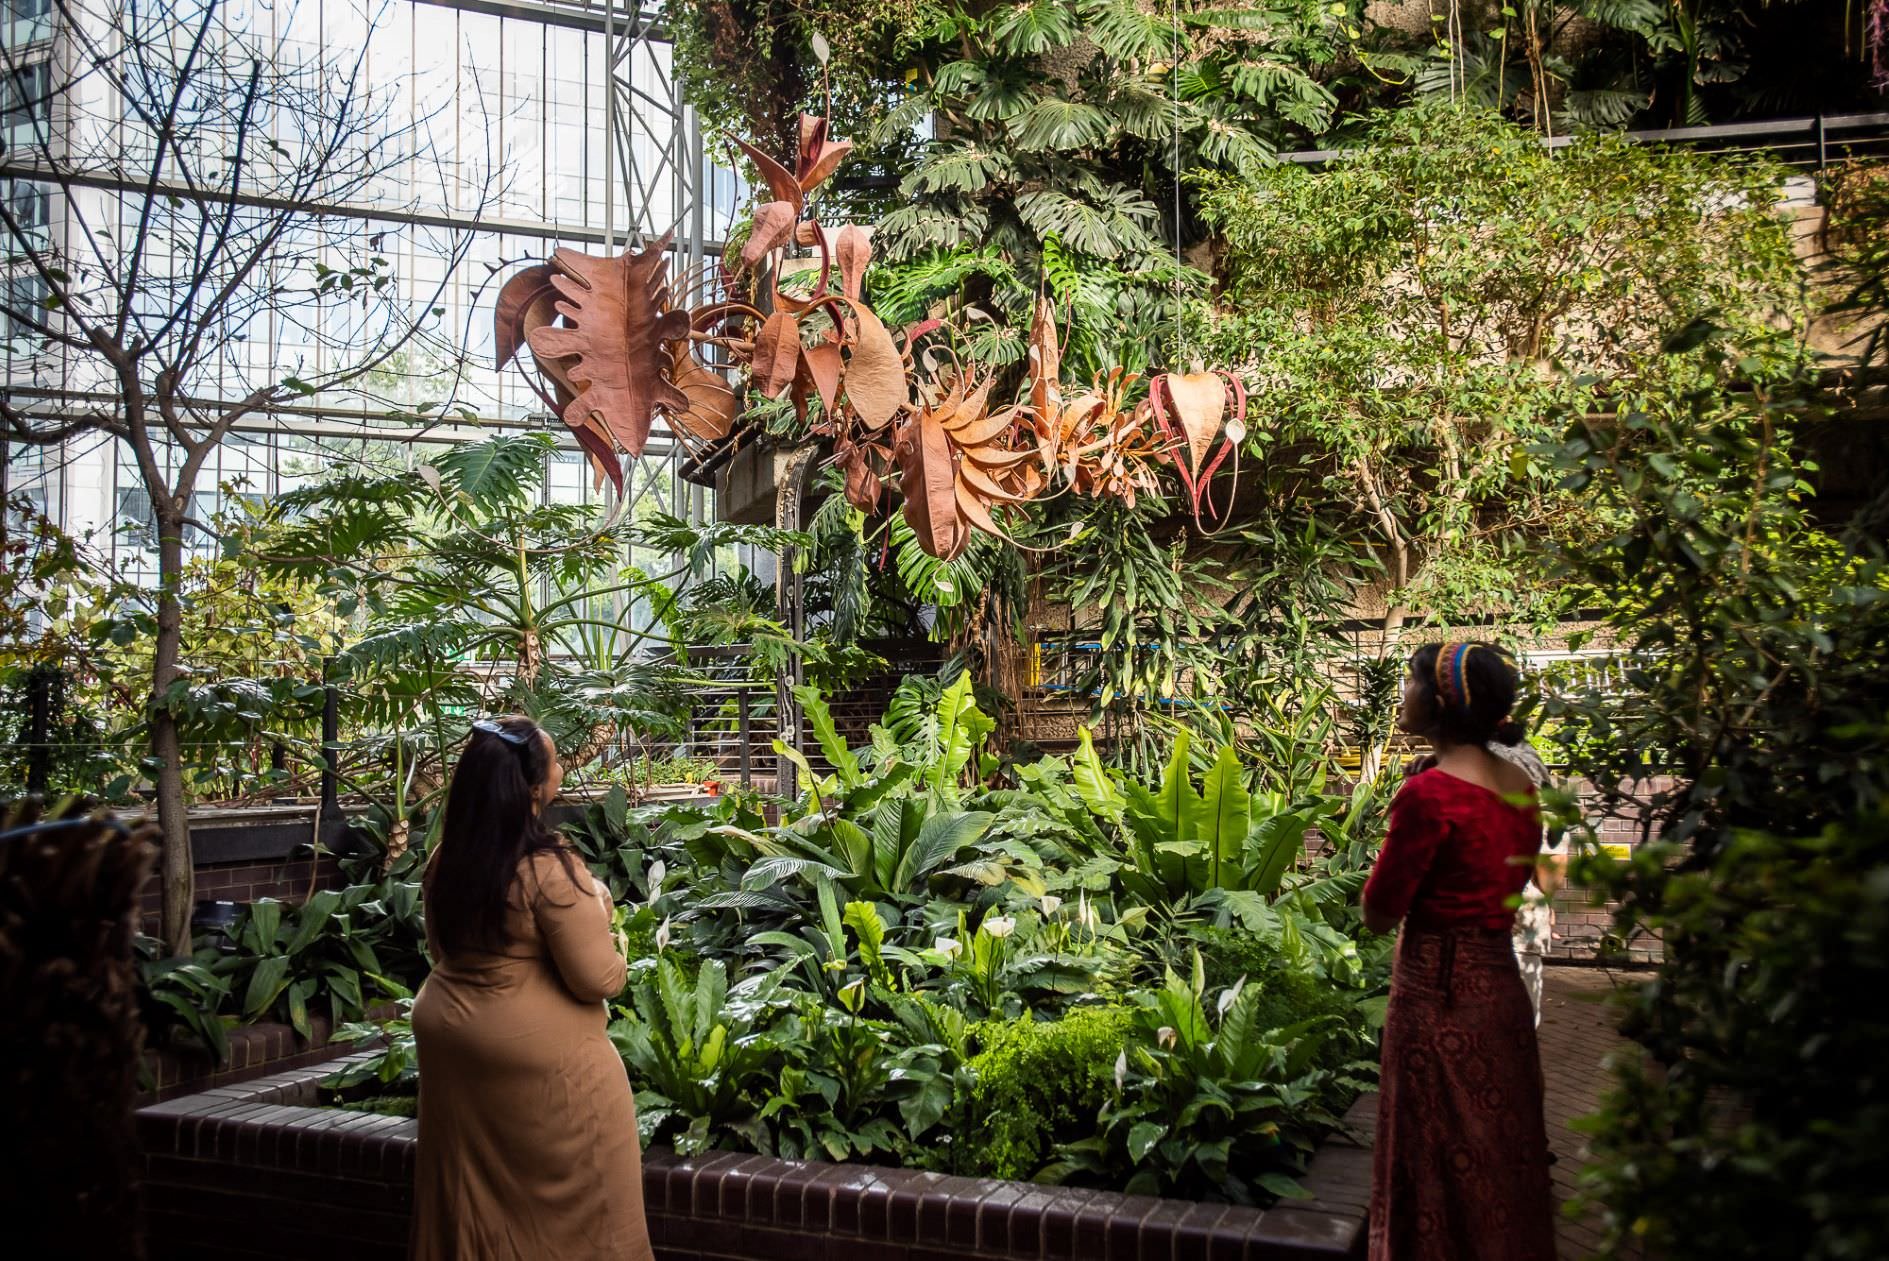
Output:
751,311,802,399
796,113,853,194
526,234,692,462
834,226,872,302
837,298,908,431
667,342,737,443
487,112,1262,561
893,371,1043,560
894,398,967,561
1052,370,1170,510
1148,368,1248,523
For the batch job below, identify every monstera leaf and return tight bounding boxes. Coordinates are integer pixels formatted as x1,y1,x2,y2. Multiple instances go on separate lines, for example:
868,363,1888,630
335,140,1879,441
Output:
526,235,692,461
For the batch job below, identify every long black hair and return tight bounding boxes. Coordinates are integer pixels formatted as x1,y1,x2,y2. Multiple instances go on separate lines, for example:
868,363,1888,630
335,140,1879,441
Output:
1407,641,1526,748
426,714,576,956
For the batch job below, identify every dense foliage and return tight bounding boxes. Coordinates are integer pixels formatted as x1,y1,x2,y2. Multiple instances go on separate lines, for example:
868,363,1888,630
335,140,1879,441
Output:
1537,253,1889,1257
6,4,1883,1234
1198,100,1805,638
321,675,1388,1204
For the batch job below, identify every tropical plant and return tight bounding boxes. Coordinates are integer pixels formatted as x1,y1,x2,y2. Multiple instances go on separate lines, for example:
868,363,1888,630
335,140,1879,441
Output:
222,882,425,1040
325,993,419,1095
868,1,1366,375
253,435,804,858
609,958,796,1154
1199,101,1807,774
1371,0,1885,132
135,937,236,1063
1044,953,1372,1204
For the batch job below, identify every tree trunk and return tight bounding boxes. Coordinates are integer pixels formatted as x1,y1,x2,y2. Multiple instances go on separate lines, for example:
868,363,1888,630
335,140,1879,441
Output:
152,508,194,955
1357,603,1408,785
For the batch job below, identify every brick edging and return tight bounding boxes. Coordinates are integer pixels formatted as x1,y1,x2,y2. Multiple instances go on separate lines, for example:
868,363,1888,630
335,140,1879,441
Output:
138,1054,1372,1260
140,1005,395,1105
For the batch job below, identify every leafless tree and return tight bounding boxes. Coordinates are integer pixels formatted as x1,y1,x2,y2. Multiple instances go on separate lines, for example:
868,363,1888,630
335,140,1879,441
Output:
1,0,494,952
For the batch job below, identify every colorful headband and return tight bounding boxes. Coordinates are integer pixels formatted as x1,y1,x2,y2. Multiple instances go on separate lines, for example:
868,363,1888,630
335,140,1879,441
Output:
1434,642,1476,712
472,718,531,747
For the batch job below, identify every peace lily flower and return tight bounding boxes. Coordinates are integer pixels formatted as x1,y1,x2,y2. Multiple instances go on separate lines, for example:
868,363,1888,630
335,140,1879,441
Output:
1113,1049,1128,1090
654,917,672,953
646,859,667,904
981,914,1017,940
1157,1026,1178,1050
1078,891,1099,929
1040,894,1063,916
1217,976,1247,1018
934,936,963,960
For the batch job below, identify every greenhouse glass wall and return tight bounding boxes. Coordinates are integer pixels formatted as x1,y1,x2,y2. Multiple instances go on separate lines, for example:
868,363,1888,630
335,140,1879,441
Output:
2,0,753,587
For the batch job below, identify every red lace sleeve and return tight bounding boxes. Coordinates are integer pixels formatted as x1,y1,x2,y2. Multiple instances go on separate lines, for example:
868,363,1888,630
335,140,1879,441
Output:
1363,774,1447,926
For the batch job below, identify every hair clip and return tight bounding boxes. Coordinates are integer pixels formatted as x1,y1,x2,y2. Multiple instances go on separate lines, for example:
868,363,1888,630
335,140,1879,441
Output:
471,718,531,747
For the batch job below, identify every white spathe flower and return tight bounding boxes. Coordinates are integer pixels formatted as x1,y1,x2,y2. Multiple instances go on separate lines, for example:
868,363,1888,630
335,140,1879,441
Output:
1217,976,1247,1018
1078,890,1098,929
1156,1026,1177,1050
1040,894,1064,916
838,977,866,1009
654,917,672,953
934,936,963,960
1113,1049,1128,1090
981,914,1016,940
646,859,667,903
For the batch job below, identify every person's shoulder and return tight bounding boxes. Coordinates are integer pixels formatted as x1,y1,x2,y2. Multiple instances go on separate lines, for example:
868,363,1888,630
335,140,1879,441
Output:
1397,766,1448,796
519,843,587,888
1393,767,1452,813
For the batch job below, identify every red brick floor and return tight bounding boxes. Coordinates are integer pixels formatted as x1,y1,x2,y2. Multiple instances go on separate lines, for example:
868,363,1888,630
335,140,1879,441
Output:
1538,964,1642,1261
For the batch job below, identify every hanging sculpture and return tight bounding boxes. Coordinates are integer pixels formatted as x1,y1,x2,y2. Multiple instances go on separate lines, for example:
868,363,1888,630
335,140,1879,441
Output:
490,113,1244,559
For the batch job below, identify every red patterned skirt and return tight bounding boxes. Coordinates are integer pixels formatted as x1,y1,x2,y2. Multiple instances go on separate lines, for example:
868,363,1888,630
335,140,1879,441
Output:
1369,925,1556,1261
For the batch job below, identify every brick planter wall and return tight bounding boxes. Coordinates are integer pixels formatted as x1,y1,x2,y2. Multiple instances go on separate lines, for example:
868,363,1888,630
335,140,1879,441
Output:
137,1054,1373,1261
140,853,347,932
141,1005,396,1105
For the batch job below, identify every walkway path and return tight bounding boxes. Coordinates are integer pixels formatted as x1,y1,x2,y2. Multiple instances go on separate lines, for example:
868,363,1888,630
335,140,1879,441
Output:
1538,964,1640,1261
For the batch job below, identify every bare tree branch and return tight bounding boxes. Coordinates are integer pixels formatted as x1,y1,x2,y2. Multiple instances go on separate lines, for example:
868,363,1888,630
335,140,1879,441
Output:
114,0,217,349
0,395,127,444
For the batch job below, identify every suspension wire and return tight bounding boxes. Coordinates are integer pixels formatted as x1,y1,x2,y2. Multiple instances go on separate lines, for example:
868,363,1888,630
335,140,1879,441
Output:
1172,0,1183,368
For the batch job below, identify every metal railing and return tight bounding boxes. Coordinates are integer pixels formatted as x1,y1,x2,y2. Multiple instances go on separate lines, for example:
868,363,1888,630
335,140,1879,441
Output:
1282,111,1889,174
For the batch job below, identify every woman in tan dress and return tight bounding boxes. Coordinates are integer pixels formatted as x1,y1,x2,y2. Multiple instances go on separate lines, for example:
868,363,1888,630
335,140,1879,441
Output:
411,715,653,1260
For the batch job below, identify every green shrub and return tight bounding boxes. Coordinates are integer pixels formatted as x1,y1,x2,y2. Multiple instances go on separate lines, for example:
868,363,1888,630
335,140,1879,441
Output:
957,1007,1131,1181
336,1093,418,1118
1186,927,1358,1039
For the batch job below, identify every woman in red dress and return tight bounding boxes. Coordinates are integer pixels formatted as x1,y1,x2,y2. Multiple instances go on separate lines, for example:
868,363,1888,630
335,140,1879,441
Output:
1362,642,1556,1261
